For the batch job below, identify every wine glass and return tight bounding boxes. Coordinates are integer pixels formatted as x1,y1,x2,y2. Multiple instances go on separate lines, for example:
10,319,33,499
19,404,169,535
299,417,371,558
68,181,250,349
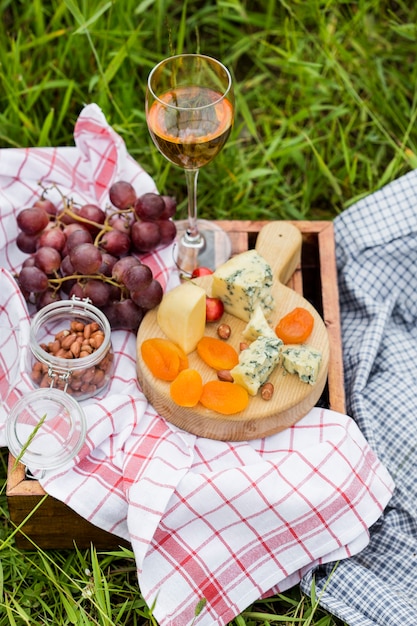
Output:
146,53,234,274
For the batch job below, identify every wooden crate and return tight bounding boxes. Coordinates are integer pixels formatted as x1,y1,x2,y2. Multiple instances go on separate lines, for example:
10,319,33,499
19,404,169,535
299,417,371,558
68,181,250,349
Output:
7,220,345,550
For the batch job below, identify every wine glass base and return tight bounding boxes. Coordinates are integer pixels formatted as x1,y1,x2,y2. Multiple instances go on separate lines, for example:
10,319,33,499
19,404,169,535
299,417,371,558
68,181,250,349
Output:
173,219,232,274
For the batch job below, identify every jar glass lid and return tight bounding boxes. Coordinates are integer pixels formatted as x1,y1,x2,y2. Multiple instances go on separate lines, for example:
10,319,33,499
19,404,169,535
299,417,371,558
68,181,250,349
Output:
6,388,86,472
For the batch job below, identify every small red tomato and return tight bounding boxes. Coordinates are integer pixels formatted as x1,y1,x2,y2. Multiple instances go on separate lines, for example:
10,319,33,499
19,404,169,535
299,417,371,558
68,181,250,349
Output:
191,266,214,278
206,297,224,322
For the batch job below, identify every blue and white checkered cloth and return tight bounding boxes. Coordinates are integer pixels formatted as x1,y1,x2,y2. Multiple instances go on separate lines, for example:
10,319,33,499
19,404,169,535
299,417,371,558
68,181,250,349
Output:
301,170,417,625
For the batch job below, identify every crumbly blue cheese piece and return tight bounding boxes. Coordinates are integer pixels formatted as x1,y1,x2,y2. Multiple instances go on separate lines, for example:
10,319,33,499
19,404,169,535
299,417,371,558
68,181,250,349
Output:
242,304,277,341
230,336,282,396
281,346,322,385
211,250,275,322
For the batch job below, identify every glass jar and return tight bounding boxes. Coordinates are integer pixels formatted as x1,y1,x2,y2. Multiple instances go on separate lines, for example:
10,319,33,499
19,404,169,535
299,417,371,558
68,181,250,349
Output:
28,298,114,401
6,387,86,473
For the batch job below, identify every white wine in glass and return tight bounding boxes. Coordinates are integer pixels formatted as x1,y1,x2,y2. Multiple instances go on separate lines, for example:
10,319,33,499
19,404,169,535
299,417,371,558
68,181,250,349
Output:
146,53,234,273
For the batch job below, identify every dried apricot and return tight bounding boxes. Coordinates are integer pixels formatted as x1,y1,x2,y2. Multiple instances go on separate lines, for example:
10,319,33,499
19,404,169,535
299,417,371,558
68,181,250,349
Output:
275,307,314,344
200,380,249,415
170,369,203,407
197,336,239,371
141,338,188,381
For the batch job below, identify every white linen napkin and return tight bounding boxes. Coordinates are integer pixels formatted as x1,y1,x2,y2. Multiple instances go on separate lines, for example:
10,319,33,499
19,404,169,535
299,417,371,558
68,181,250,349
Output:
0,103,394,626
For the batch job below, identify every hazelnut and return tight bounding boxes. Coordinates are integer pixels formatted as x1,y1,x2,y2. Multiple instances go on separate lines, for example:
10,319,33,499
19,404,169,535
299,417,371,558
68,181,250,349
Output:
260,382,274,401
239,342,249,351
217,323,231,340
217,369,234,383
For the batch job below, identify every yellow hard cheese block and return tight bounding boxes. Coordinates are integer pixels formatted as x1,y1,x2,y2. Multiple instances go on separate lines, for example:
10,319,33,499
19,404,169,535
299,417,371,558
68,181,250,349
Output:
157,281,206,354
211,249,275,322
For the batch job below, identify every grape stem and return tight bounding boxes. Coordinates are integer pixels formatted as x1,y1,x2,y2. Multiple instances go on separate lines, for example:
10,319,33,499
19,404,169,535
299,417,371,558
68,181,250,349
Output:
47,273,129,298
38,181,136,244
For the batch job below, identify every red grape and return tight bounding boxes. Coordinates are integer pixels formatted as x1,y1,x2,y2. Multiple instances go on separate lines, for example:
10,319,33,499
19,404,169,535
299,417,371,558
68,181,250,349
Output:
83,279,112,307
102,299,144,331
134,193,166,221
57,205,81,225
70,243,102,274
34,246,62,274
22,256,37,269
107,283,123,302
131,221,161,252
100,229,131,256
37,227,66,252
131,279,163,309
109,215,131,234
60,254,75,276
65,228,93,253
98,252,117,277
111,256,141,283
36,289,61,309
63,222,90,237
109,181,137,209
16,231,39,254
19,266,49,293
60,277,77,295
160,196,177,219
123,264,153,291
68,282,85,300
158,219,177,244
17,207,49,235
33,198,58,216
79,203,106,234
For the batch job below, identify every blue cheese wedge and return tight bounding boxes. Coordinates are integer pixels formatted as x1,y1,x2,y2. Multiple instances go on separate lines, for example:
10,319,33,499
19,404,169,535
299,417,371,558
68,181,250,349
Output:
211,250,274,322
230,336,282,396
281,345,322,385
242,304,277,341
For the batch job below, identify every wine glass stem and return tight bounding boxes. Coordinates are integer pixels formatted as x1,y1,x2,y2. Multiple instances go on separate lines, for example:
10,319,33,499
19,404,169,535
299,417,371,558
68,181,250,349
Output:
184,168,204,249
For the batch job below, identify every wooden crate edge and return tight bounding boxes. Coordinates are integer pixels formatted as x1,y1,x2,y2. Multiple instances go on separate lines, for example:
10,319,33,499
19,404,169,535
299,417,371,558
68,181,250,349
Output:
315,222,346,414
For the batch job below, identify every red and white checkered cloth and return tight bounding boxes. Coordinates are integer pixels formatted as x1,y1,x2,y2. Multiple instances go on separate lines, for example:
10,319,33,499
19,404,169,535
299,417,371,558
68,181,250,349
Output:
0,104,394,626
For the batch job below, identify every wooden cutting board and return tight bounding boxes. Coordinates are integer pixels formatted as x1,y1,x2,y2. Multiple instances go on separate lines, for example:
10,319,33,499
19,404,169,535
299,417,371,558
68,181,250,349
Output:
136,221,329,441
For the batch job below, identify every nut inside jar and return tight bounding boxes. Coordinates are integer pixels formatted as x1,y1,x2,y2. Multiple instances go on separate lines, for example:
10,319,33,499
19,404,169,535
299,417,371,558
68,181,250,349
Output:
29,300,114,400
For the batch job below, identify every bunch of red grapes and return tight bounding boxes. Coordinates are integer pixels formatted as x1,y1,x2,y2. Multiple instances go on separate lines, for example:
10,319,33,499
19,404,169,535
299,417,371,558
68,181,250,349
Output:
15,180,177,332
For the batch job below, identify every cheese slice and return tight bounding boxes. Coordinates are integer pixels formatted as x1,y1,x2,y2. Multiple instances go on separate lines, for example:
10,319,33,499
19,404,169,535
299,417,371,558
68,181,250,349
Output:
281,345,322,385
242,304,277,341
212,249,274,322
157,282,206,354
230,336,282,395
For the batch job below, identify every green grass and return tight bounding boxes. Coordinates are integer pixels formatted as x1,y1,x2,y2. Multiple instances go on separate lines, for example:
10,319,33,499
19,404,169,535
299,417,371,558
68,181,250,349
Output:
2,0,417,623
2,0,417,221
